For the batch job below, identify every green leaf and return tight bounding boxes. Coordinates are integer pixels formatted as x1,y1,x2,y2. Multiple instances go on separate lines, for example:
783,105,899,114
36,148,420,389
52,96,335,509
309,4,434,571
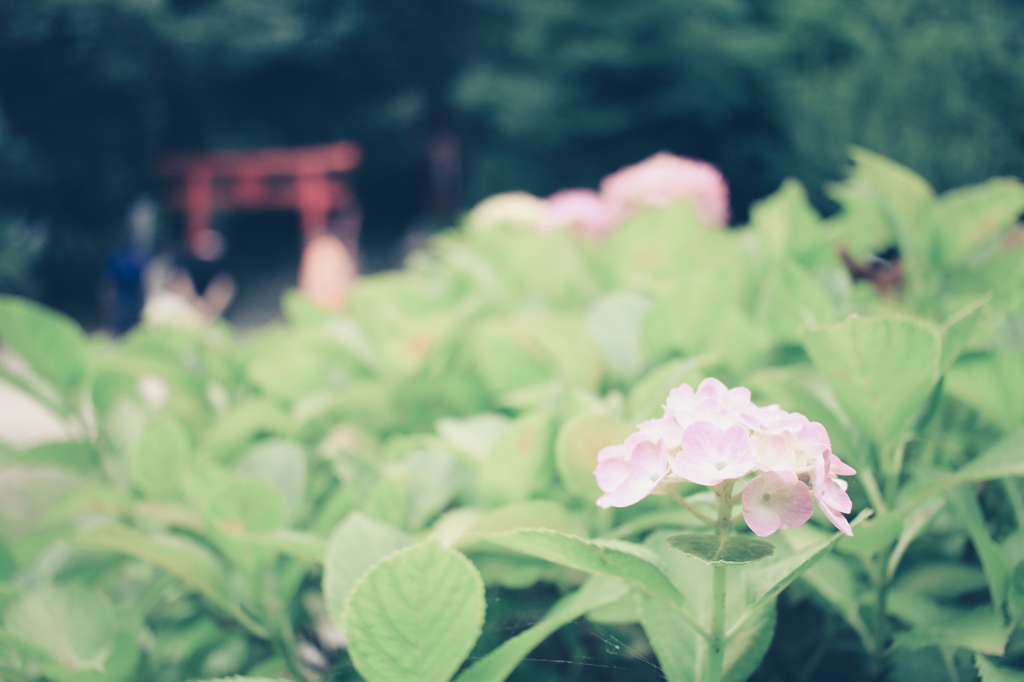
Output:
235,439,307,521
838,511,903,560
454,577,629,682
746,510,872,616
344,540,485,682
641,530,777,682
977,653,1024,681
554,412,635,501
948,486,1011,610
889,590,1007,656
750,178,836,270
42,629,140,682
901,427,1024,505
482,529,686,611
197,399,291,463
946,351,1024,432
585,291,652,383
471,313,602,396
437,500,575,549
73,523,265,637
799,552,873,651
802,316,941,451
6,441,99,473
939,293,992,375
199,677,292,682
894,562,988,599
323,512,412,628
4,585,115,672
757,260,836,345
435,413,511,463
130,418,191,501
667,534,775,565
243,530,326,564
184,462,288,533
933,178,1024,268
641,267,743,362
0,537,15,580
0,295,86,393
827,147,934,261
479,411,555,505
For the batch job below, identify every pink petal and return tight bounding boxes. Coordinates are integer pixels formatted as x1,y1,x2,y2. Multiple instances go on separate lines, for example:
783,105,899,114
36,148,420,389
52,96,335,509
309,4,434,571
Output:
829,452,857,476
696,377,730,400
595,440,669,508
629,441,669,483
821,479,852,514
751,434,793,470
596,477,663,508
675,422,755,485
820,501,853,536
743,499,781,537
594,457,629,493
742,471,813,536
672,460,727,487
597,443,629,463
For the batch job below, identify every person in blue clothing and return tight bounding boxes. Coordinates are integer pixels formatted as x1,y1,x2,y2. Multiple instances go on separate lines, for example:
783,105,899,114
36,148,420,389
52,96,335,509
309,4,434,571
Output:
103,197,157,335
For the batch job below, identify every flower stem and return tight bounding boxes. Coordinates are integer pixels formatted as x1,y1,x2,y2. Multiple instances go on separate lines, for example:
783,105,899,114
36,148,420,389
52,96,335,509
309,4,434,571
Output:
707,481,734,682
669,487,717,526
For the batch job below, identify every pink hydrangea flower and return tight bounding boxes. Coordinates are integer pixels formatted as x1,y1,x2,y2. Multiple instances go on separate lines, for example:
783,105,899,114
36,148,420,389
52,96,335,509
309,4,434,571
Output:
673,421,756,486
541,188,619,237
742,470,814,537
595,435,672,508
593,377,857,536
599,152,730,227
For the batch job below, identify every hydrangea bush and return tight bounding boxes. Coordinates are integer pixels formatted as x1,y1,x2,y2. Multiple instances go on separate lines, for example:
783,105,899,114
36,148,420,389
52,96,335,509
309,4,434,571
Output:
0,149,1022,681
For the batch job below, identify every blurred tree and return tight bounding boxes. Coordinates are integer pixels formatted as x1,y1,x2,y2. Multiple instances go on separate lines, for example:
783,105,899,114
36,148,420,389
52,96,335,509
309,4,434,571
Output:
453,0,1024,212
1,0,1024,318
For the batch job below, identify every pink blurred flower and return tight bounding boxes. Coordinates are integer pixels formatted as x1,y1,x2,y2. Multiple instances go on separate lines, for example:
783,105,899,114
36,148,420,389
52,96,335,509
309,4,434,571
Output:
541,188,619,237
742,471,814,537
672,421,756,486
599,152,730,226
595,436,671,508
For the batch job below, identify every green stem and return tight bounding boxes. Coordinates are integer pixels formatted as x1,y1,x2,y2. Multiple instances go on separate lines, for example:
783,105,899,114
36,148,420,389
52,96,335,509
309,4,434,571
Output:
1005,479,1024,531
858,467,889,516
669,487,717,526
870,551,891,678
706,481,734,682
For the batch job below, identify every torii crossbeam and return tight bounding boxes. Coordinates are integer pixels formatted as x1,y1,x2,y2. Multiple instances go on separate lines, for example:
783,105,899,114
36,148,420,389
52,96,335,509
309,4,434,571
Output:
155,140,363,255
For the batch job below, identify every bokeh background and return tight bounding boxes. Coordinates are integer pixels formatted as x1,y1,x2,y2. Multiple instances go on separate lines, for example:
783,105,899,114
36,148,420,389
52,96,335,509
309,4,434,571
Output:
2,0,1024,325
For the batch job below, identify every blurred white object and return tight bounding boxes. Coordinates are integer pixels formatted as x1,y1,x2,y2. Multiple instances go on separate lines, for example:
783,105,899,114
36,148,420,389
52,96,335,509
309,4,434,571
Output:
0,378,73,449
465,191,546,230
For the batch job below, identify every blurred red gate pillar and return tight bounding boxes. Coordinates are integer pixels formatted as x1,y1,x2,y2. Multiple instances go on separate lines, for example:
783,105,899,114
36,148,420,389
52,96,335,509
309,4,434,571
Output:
155,140,363,258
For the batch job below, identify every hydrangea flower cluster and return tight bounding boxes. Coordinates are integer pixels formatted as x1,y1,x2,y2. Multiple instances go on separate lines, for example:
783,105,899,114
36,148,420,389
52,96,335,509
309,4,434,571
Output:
599,152,730,227
466,152,730,236
594,378,856,536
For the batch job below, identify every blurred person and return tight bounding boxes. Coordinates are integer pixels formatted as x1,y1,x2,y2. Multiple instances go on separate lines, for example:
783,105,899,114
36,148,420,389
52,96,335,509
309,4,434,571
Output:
102,197,157,334
167,228,235,321
298,232,357,312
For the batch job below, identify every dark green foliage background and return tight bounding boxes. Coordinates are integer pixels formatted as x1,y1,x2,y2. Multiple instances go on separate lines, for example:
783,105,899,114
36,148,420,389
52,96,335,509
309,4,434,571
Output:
3,0,1024,311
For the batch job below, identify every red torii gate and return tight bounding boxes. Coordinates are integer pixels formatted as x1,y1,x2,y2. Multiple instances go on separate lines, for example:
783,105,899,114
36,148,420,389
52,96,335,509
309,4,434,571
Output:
155,140,363,256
